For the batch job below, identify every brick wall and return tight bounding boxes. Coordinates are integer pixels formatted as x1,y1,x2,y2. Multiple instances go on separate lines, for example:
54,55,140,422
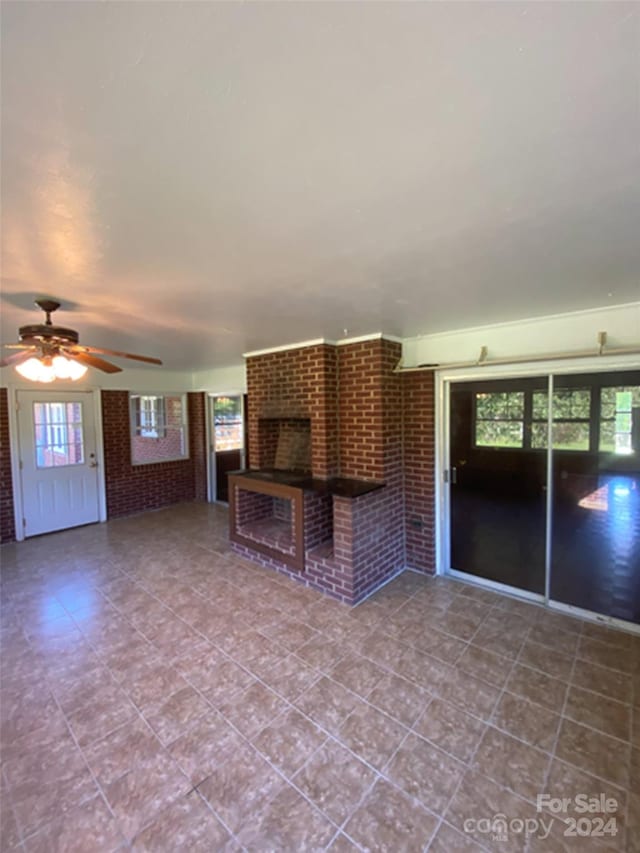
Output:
189,392,208,502
0,388,16,543
338,341,385,481
335,338,406,600
102,390,206,519
247,344,338,478
402,370,436,573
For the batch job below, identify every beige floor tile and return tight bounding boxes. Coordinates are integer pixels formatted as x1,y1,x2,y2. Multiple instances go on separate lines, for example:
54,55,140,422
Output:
555,719,631,789
83,718,164,788
258,652,321,702
571,658,633,705
577,637,634,673
200,658,255,706
3,729,87,791
293,737,376,825
131,792,233,852
506,664,568,713
564,686,632,742
386,731,465,815
217,680,288,739
414,697,487,762
326,833,362,852
294,676,364,735
492,692,561,751
518,640,574,681
457,644,514,688
235,783,335,852
102,752,191,842
142,685,211,746
167,711,245,785
328,651,386,699
367,672,431,727
472,726,550,802
295,636,348,671
437,667,501,720
252,707,326,777
446,769,535,853
196,742,285,835
24,794,123,853
627,792,640,853
11,767,98,841
337,702,407,772
429,821,490,852
344,778,438,852
65,687,138,748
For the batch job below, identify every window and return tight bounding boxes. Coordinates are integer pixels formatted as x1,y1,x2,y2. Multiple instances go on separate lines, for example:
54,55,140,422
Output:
531,389,591,451
137,396,166,438
475,391,524,448
34,402,84,467
213,396,243,451
130,394,188,464
600,385,640,455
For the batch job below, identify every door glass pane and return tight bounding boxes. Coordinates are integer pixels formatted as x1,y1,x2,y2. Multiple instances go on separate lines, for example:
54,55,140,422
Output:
550,370,640,624
450,377,547,594
33,402,85,468
214,396,243,451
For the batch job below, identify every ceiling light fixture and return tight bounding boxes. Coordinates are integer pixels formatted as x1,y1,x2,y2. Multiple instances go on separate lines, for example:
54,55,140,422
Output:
2,298,163,382
15,354,88,383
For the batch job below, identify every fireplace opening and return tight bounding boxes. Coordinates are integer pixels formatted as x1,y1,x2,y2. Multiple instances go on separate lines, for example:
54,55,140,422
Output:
258,418,311,472
230,475,305,570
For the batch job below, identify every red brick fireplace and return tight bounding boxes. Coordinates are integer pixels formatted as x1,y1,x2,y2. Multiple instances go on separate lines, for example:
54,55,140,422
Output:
229,337,406,604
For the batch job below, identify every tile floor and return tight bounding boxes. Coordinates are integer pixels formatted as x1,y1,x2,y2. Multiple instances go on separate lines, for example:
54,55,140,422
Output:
0,503,638,852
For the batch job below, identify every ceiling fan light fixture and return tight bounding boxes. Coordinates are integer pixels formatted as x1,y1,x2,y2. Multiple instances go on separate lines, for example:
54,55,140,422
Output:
15,354,88,383
52,354,88,380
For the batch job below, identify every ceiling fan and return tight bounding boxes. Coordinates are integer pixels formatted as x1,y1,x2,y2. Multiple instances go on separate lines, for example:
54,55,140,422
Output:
1,298,162,380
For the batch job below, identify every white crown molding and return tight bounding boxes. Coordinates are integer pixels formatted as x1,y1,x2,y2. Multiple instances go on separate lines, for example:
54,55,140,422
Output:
243,332,404,358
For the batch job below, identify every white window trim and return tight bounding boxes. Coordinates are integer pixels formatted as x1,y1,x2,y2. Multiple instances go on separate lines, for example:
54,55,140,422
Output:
129,392,189,465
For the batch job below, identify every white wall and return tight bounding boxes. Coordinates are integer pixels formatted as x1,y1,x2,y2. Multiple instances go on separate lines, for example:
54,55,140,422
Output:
191,364,246,394
0,364,195,394
402,302,640,368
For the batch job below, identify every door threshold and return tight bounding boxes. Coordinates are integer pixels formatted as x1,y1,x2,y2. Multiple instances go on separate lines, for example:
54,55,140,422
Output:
548,600,640,637
446,568,545,605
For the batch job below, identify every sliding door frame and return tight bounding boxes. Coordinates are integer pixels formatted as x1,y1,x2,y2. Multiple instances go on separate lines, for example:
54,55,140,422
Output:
436,354,640,633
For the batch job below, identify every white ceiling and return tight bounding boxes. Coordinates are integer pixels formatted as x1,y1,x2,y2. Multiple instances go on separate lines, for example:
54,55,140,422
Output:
2,2,639,370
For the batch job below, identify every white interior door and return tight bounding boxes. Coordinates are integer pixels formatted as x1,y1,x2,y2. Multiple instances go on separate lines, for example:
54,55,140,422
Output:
17,390,100,537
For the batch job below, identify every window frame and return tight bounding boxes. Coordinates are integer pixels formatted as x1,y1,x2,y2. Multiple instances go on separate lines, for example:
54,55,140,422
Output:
473,390,526,450
129,393,189,465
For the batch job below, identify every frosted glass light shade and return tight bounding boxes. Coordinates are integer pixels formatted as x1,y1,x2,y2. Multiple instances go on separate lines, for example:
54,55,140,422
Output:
15,355,88,382
52,355,88,380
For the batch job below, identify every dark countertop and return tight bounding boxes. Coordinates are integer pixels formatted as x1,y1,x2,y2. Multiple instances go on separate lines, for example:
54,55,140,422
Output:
229,469,385,498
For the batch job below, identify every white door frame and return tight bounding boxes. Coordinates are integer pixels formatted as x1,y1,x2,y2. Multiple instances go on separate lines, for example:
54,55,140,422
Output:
8,383,107,541
435,353,640,633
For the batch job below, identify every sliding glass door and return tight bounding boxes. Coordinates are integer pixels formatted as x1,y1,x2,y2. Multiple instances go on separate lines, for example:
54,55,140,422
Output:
448,369,640,626
550,371,640,623
449,377,547,596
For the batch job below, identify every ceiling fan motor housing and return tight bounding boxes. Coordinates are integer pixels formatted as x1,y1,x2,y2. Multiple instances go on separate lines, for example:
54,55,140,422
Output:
18,324,80,345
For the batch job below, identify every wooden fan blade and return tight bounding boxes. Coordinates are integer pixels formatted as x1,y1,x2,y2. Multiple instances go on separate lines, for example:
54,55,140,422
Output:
4,344,35,350
0,349,36,368
65,351,122,374
68,345,162,365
